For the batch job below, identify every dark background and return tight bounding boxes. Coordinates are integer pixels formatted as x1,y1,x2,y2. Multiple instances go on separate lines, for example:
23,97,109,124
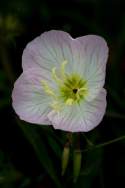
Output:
1,0,125,187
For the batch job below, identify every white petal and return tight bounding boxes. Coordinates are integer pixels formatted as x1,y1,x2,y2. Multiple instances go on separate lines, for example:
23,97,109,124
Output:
12,68,54,125
22,30,74,72
76,35,108,101
48,89,106,132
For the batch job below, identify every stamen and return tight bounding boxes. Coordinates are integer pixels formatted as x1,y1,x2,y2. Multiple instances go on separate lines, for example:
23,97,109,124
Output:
61,60,68,78
76,93,80,100
41,80,56,98
52,67,62,85
79,87,87,92
65,98,74,105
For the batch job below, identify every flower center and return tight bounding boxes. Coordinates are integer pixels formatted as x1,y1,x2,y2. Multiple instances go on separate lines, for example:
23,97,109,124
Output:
41,60,88,111
60,73,87,105
73,89,78,94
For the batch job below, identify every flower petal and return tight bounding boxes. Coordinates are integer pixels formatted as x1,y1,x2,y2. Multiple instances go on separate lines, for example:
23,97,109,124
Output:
76,35,108,101
22,30,75,72
12,68,54,125
48,89,106,132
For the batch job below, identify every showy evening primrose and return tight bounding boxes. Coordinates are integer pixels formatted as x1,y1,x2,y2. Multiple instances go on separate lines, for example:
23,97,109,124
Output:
12,30,108,132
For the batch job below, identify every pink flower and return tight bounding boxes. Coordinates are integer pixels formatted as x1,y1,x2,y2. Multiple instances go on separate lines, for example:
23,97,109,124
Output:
12,30,108,132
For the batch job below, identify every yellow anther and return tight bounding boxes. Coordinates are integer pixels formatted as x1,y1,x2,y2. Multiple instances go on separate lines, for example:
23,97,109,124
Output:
65,98,74,105
61,60,68,78
79,87,88,97
79,87,87,92
76,93,80,100
41,80,56,97
52,67,62,85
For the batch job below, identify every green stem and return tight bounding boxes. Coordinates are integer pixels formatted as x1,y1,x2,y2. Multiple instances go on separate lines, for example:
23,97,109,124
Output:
106,111,125,120
82,135,125,152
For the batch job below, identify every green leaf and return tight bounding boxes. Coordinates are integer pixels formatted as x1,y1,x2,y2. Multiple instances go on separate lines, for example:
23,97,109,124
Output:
17,120,62,188
47,135,62,158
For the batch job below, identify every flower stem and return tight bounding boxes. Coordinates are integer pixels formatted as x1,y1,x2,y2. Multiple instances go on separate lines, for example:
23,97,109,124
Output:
73,133,82,183
106,111,125,120
82,134,125,152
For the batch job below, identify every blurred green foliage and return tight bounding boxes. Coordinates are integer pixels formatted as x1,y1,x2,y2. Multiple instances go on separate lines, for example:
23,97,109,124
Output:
1,0,125,187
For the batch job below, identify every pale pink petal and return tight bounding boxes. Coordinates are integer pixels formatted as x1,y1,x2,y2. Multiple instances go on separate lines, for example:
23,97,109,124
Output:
76,35,108,101
12,68,55,125
22,30,75,72
48,89,106,132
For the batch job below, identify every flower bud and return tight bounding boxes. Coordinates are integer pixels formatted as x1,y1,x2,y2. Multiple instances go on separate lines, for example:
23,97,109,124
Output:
73,150,82,183
61,146,70,176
